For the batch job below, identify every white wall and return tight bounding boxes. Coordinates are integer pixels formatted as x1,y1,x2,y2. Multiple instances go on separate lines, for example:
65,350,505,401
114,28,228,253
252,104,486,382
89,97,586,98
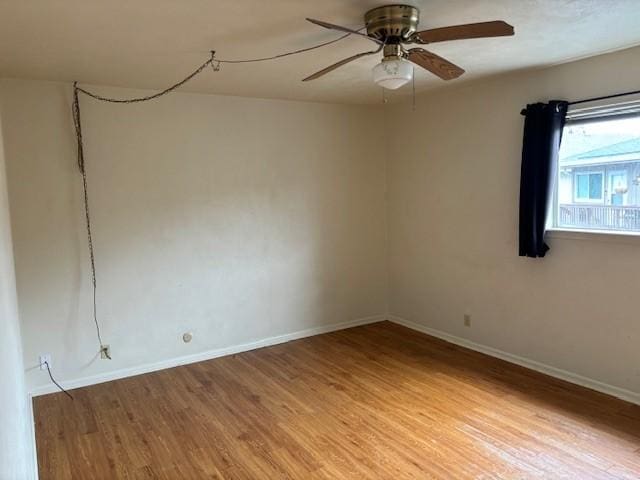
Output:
3,44,640,406
0,80,388,392
0,111,31,478
386,45,640,394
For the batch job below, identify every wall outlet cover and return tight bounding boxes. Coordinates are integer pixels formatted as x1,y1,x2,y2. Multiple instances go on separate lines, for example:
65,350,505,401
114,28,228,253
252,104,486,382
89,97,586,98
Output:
39,354,52,370
100,345,111,359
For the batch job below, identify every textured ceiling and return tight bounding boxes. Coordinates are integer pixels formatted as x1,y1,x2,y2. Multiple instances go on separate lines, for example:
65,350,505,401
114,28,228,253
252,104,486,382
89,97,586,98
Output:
1,0,640,104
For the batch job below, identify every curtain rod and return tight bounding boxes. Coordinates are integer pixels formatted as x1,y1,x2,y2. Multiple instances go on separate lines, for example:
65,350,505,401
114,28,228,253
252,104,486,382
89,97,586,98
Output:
569,88,640,106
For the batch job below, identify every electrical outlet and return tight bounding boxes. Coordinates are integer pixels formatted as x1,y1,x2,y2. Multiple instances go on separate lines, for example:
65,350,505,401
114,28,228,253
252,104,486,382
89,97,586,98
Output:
100,345,111,359
39,354,52,370
464,314,471,327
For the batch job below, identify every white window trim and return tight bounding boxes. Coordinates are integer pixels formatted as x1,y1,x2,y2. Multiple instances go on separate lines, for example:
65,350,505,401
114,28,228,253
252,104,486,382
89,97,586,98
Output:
547,227,640,246
565,94,640,123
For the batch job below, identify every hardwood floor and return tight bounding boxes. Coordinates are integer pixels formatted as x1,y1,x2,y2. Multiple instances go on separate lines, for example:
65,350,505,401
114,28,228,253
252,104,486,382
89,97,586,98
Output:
34,321,640,479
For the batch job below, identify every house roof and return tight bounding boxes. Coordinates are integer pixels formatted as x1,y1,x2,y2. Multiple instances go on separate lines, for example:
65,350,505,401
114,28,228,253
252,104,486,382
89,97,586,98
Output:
564,137,640,161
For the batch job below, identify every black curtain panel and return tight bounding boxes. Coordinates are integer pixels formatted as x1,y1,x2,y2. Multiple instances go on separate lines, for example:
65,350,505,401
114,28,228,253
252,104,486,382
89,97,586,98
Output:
519,100,568,258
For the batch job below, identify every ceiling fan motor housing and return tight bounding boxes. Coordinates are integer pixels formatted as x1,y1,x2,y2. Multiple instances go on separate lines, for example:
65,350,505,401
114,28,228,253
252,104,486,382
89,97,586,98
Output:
304,7,513,83
364,5,420,42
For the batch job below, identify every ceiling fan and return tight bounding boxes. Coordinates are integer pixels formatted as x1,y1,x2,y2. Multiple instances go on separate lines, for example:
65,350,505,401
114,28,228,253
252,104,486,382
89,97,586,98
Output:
303,4,514,89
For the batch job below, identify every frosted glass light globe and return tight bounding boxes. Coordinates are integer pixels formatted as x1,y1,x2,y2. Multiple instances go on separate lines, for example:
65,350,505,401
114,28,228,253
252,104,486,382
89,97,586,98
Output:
372,58,413,90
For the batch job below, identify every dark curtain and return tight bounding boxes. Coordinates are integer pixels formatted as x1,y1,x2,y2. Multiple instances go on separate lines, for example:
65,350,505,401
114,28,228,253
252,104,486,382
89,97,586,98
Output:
519,100,568,258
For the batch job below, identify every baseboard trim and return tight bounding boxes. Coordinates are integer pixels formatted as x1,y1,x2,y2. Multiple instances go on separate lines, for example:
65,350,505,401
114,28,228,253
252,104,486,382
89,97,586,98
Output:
388,315,640,406
30,315,385,397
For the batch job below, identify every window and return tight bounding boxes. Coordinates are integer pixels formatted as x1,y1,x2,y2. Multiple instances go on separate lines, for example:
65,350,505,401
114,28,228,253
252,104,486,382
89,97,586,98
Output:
551,107,640,234
574,172,603,202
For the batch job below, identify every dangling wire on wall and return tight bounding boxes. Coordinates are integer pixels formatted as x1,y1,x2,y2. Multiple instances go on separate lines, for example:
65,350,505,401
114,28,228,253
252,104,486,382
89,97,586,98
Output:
71,31,360,360
71,86,109,359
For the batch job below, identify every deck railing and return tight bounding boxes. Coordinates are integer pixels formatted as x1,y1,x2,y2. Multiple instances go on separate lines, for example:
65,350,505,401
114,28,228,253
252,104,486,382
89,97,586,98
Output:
558,204,640,231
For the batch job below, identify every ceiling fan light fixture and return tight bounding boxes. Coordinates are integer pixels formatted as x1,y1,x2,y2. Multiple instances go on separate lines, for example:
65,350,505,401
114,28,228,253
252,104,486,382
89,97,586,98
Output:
304,7,514,85
372,58,413,90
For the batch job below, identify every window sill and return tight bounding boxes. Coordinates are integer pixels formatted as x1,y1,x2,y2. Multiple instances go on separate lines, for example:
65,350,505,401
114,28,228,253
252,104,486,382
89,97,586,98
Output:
547,227,640,244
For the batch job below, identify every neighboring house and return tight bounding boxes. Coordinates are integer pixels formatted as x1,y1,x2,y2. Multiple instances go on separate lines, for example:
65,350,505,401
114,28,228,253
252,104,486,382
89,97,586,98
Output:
557,137,640,231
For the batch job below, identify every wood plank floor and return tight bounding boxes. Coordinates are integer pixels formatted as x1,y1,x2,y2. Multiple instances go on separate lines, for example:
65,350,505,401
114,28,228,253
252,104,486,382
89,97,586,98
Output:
34,321,640,479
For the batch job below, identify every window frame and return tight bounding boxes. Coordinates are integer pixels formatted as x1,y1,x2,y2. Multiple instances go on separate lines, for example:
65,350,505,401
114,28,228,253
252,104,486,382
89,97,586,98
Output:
549,97,640,237
573,170,604,204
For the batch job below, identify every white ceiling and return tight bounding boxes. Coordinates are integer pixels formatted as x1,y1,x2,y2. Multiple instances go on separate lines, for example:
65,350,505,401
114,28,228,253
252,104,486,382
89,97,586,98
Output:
1,0,640,104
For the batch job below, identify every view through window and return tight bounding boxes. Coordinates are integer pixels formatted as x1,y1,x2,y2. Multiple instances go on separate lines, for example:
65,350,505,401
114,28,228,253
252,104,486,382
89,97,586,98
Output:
553,114,640,233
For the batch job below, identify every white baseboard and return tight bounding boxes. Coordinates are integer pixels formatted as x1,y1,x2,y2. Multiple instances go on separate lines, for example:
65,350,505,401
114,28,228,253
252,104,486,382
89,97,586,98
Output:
388,315,640,406
30,315,385,397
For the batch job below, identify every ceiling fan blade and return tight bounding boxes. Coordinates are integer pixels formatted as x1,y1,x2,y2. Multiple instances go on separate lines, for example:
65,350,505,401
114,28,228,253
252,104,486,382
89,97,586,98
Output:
303,48,382,81
306,18,383,45
407,48,465,81
413,20,514,44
